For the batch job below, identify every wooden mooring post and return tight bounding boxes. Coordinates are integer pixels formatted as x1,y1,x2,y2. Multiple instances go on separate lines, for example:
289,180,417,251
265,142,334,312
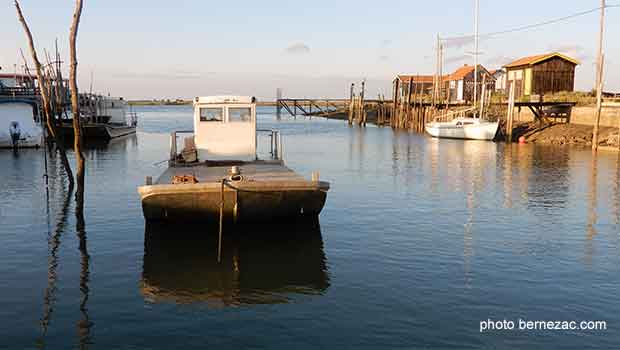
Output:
276,88,282,120
388,76,440,132
506,81,516,143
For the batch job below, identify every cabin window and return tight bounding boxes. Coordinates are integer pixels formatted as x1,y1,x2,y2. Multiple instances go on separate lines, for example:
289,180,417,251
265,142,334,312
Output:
200,107,223,122
228,107,252,122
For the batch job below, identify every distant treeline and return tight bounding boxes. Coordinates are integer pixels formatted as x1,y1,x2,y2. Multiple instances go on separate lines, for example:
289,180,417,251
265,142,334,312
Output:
128,99,191,106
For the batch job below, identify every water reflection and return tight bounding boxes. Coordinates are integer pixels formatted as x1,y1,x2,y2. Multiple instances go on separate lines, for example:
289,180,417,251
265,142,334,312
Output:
614,154,620,225
462,141,490,289
585,156,598,266
62,133,138,151
75,208,93,348
503,145,514,208
141,219,330,307
499,145,572,211
527,146,570,210
39,181,73,343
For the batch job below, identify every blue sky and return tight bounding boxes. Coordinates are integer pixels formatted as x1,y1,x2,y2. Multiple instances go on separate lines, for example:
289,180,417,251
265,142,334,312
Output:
1,0,618,99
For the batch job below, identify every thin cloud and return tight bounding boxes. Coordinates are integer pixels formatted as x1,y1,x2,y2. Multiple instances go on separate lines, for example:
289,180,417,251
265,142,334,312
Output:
548,44,591,63
285,43,311,55
442,36,475,49
445,54,468,64
380,39,392,48
109,71,210,80
485,55,515,68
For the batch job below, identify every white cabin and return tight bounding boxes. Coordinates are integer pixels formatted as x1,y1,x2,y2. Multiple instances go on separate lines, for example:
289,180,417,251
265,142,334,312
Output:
193,96,256,161
0,100,44,148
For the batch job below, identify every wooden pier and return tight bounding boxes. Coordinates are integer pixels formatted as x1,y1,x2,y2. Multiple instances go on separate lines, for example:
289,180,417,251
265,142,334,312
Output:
277,98,348,118
275,93,578,136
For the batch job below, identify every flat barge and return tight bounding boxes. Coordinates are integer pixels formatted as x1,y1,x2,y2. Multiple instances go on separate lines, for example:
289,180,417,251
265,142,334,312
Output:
138,96,329,222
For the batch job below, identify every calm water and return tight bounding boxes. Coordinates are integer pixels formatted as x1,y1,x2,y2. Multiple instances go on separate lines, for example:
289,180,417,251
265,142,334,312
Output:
1,105,619,349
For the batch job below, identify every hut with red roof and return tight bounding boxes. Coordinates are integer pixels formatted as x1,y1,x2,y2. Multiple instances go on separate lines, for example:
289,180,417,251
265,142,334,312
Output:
503,52,579,98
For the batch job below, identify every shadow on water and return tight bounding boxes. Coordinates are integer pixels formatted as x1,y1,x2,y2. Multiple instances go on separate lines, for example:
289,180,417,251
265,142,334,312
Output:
141,218,330,307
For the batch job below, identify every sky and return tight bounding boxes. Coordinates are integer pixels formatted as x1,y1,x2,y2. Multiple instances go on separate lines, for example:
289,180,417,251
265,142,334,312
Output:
1,0,619,100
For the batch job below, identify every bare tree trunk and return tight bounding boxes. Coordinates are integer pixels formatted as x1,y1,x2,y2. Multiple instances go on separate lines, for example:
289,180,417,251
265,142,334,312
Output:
69,0,86,207
15,0,75,186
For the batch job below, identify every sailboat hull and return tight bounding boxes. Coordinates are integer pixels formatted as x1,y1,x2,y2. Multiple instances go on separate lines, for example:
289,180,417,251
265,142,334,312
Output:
425,120,499,141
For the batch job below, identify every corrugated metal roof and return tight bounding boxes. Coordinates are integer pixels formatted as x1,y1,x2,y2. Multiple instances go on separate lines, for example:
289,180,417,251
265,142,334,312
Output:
503,52,580,68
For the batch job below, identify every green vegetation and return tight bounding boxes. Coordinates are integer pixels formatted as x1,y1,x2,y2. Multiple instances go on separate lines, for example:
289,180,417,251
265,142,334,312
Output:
537,91,596,106
491,91,597,106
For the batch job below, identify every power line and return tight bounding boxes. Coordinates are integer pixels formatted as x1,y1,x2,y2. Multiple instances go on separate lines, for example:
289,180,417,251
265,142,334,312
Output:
443,5,617,42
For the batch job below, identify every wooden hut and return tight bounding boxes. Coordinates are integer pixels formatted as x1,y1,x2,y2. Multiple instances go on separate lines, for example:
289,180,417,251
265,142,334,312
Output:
443,64,494,103
491,69,506,93
394,75,436,98
503,52,579,98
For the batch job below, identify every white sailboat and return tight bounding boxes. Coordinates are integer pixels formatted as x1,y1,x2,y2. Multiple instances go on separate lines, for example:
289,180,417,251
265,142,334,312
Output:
425,0,499,141
0,100,44,149
426,117,499,140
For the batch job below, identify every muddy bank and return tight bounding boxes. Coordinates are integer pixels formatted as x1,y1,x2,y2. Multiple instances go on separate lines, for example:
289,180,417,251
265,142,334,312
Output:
503,122,619,149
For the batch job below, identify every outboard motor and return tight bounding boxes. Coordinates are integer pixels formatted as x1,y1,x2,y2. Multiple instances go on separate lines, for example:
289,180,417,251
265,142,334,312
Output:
9,121,21,151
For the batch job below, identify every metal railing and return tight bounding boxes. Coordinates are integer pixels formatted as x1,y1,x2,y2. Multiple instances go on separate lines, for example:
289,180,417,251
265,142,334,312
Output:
169,129,284,166
128,111,139,126
169,130,194,166
257,129,283,160
432,106,477,123
0,86,40,97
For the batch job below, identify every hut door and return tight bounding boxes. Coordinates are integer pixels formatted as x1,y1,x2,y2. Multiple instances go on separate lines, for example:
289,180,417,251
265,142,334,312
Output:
457,80,464,101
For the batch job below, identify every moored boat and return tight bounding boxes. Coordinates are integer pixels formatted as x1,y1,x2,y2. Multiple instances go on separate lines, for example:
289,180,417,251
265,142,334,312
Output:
137,96,330,222
58,95,138,140
425,117,499,141
0,99,44,149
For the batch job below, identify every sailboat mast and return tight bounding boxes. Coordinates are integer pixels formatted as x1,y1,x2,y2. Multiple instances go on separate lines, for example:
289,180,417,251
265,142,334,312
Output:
473,0,479,114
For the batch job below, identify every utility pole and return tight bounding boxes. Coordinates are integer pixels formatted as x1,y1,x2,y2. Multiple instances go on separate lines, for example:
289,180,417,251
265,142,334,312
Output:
592,0,606,151
473,0,480,110
439,38,444,105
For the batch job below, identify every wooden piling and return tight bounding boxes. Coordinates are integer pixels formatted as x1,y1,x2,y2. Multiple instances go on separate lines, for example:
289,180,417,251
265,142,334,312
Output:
506,81,516,143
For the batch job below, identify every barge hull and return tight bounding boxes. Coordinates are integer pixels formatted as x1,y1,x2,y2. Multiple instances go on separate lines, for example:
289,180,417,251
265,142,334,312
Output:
58,123,136,140
138,182,329,222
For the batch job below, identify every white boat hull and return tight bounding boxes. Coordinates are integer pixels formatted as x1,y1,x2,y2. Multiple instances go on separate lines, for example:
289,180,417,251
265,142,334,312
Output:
425,119,499,141
0,101,44,149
